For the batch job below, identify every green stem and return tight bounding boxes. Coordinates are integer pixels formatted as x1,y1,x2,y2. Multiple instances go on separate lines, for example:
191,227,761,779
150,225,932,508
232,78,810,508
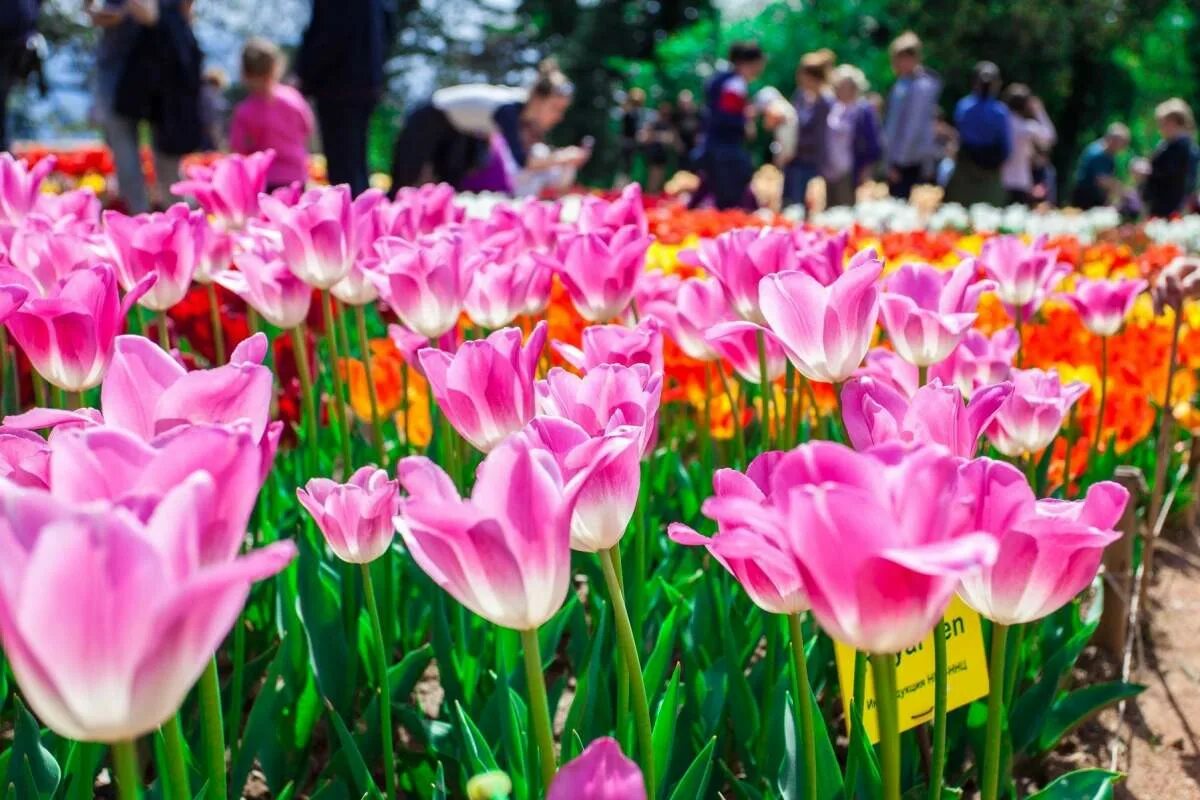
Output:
161,715,189,800
784,362,796,449
833,382,848,442
599,547,656,797
756,329,773,451
930,619,948,800
918,364,928,388
1091,335,1109,455
1061,403,1079,497
519,627,557,791
355,305,387,467
981,623,1010,800
362,563,396,799
31,370,46,408
322,291,353,471
229,617,246,762
870,653,901,800
788,614,818,800
206,283,227,364
199,658,227,800
1003,622,1025,704
1014,305,1025,369
111,741,142,800
700,361,713,474
844,650,868,797
158,311,171,351
52,385,66,410
715,361,745,467
291,326,319,475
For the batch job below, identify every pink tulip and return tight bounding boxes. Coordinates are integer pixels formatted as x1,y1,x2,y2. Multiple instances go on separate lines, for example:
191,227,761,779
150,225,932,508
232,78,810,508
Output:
680,228,799,323
1062,277,1149,337
986,368,1088,457
625,270,681,328
103,204,205,312
855,348,919,400
4,264,153,392
2,408,104,433
330,260,380,307
554,318,664,377
3,214,102,295
217,252,313,329
548,737,647,800
463,252,539,329
518,416,642,552
704,321,787,383
100,334,275,442
791,229,851,285
520,253,554,316
0,475,295,742
669,451,809,614
979,235,1070,315
33,188,101,226
387,323,457,378
879,260,991,367
194,225,233,286
840,377,1012,458
297,466,400,563
552,225,652,323
0,427,50,489
369,233,468,339
928,328,1020,398
419,322,548,452
665,277,736,361
955,458,1127,624
769,442,997,653
577,184,649,236
170,150,275,230
0,154,54,225
536,364,662,458
394,434,622,629
48,422,265,565
382,184,465,240
758,255,883,384
257,185,355,289
490,198,562,252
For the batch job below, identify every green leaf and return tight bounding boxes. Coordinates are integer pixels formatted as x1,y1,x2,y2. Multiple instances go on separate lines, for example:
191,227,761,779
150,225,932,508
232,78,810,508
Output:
651,663,682,797
500,687,529,800
1011,624,1095,754
296,537,352,714
325,701,384,800
1036,683,1145,754
456,701,501,774
667,737,716,800
847,687,882,800
432,762,448,800
60,742,102,800
1027,769,1123,799
3,697,60,799
643,606,681,705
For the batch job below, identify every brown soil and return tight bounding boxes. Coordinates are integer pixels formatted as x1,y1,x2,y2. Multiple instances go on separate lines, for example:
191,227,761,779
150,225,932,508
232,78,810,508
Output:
1040,531,1200,799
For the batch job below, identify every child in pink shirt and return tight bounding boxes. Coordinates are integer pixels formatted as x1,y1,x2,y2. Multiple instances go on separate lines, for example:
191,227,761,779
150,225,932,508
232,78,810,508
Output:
229,38,314,191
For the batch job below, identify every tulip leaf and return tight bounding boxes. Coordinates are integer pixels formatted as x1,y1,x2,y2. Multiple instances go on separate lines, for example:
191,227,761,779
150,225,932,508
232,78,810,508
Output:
232,640,313,793
455,701,501,775
667,736,715,800
296,538,353,715
3,697,60,799
1011,624,1095,753
309,779,351,800
325,701,384,800
1035,682,1145,755
1027,769,1123,799
430,593,466,714
643,605,682,705
59,742,102,800
651,663,683,796
500,687,529,800
432,762,448,800
846,684,882,800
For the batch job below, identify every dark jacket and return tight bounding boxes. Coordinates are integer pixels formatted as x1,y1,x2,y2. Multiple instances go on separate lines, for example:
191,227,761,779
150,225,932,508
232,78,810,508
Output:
851,100,882,179
1143,135,1199,218
297,0,394,96
791,90,830,166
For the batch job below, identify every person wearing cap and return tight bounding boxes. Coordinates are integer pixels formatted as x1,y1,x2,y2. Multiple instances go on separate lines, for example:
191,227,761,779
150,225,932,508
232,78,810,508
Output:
1071,122,1130,209
946,60,1011,206
694,40,766,209
882,31,942,199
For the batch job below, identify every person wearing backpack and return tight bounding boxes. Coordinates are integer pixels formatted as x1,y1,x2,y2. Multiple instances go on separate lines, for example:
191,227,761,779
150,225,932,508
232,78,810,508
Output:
946,61,1011,206
0,0,41,151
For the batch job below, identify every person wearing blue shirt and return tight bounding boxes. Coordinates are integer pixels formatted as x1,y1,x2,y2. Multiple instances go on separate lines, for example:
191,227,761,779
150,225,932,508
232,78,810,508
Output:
947,61,1011,206
694,41,765,210
1071,123,1130,209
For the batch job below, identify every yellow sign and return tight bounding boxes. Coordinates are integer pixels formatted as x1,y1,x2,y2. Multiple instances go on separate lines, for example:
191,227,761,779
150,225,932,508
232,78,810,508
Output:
833,595,990,743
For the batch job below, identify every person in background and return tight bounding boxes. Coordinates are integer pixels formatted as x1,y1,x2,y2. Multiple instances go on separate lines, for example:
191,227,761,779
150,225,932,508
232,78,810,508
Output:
882,31,941,199
672,89,702,171
783,49,832,206
388,60,587,195
643,98,676,194
229,38,314,192
824,63,881,208
694,40,765,210
0,0,41,152
1070,122,1130,209
1143,98,1198,218
617,87,645,185
756,85,797,167
296,0,392,195
1031,145,1057,206
1000,83,1055,205
199,66,228,151
933,105,958,187
946,61,1010,206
